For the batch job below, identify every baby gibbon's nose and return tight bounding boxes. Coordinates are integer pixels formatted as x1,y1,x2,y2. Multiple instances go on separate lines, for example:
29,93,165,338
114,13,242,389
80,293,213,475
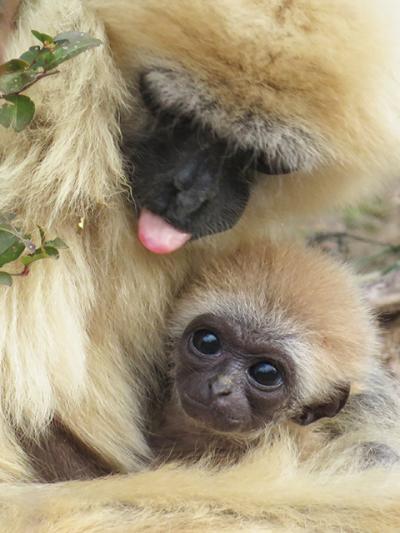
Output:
208,375,233,398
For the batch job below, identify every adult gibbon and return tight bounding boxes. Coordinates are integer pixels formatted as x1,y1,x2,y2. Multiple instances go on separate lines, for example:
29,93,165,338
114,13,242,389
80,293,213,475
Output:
0,0,400,530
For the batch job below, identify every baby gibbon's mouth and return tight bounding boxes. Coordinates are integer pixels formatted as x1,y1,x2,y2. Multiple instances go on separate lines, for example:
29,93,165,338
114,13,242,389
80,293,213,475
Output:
138,209,191,254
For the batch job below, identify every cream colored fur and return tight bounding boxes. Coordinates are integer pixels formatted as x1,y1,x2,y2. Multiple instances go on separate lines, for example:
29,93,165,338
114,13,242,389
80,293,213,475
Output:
0,1,20,63
2,432,400,532
0,0,399,530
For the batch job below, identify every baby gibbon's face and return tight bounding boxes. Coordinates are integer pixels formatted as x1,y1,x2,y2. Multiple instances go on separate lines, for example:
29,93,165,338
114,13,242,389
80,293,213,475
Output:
174,313,329,434
176,314,289,432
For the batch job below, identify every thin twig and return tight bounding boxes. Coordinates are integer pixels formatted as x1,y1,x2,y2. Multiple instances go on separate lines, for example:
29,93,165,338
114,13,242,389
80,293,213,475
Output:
0,69,60,100
309,231,400,251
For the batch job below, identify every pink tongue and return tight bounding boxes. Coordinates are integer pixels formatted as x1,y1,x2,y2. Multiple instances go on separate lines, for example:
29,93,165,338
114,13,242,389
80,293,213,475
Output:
138,209,191,254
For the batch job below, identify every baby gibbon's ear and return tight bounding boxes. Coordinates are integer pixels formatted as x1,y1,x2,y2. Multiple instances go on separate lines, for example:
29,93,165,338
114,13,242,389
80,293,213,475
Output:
293,385,351,426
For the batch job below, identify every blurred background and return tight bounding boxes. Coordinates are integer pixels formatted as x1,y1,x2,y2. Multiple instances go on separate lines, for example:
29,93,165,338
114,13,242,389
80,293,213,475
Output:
304,182,400,377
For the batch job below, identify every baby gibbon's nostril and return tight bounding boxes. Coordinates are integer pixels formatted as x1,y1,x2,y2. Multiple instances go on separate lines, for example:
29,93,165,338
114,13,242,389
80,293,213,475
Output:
209,376,233,397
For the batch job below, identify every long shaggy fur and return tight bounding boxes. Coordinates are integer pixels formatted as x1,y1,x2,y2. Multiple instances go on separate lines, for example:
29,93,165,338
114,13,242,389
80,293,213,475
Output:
0,0,400,530
2,433,400,532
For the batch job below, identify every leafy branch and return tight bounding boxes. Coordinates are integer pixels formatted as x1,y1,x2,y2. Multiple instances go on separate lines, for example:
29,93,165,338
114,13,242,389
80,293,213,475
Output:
0,216,67,286
0,30,102,285
0,30,101,131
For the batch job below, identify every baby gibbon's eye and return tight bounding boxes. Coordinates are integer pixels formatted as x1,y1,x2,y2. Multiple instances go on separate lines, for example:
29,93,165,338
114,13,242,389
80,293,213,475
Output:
248,362,284,389
191,330,221,356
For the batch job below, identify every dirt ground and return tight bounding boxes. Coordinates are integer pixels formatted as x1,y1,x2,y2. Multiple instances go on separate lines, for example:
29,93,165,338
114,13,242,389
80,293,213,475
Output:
303,179,400,376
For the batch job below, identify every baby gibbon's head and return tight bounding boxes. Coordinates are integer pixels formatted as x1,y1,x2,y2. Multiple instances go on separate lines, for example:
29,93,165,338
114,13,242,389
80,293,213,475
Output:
168,243,377,434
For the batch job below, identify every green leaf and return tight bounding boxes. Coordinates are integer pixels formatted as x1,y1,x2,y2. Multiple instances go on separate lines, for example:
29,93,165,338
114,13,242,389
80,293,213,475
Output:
0,224,19,236
1,95,35,132
45,237,68,249
0,69,37,96
20,250,46,267
44,246,59,259
33,49,57,70
19,46,41,67
0,240,25,267
0,272,12,287
21,245,59,267
0,230,19,255
31,30,54,45
0,224,28,242
0,59,30,75
45,32,102,70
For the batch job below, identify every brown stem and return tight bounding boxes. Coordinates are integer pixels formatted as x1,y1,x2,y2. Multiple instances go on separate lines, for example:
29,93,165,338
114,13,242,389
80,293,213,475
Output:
0,69,60,100
11,265,29,277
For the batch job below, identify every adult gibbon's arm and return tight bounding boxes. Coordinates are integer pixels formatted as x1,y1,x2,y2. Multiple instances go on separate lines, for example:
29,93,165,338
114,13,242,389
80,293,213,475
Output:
2,441,400,533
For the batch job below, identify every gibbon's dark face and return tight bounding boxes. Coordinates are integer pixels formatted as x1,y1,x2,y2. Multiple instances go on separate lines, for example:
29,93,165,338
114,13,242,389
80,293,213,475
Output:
174,314,350,434
124,70,296,254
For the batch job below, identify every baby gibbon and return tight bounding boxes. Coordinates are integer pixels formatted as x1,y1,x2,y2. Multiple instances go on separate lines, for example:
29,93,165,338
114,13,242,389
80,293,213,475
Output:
148,242,397,469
